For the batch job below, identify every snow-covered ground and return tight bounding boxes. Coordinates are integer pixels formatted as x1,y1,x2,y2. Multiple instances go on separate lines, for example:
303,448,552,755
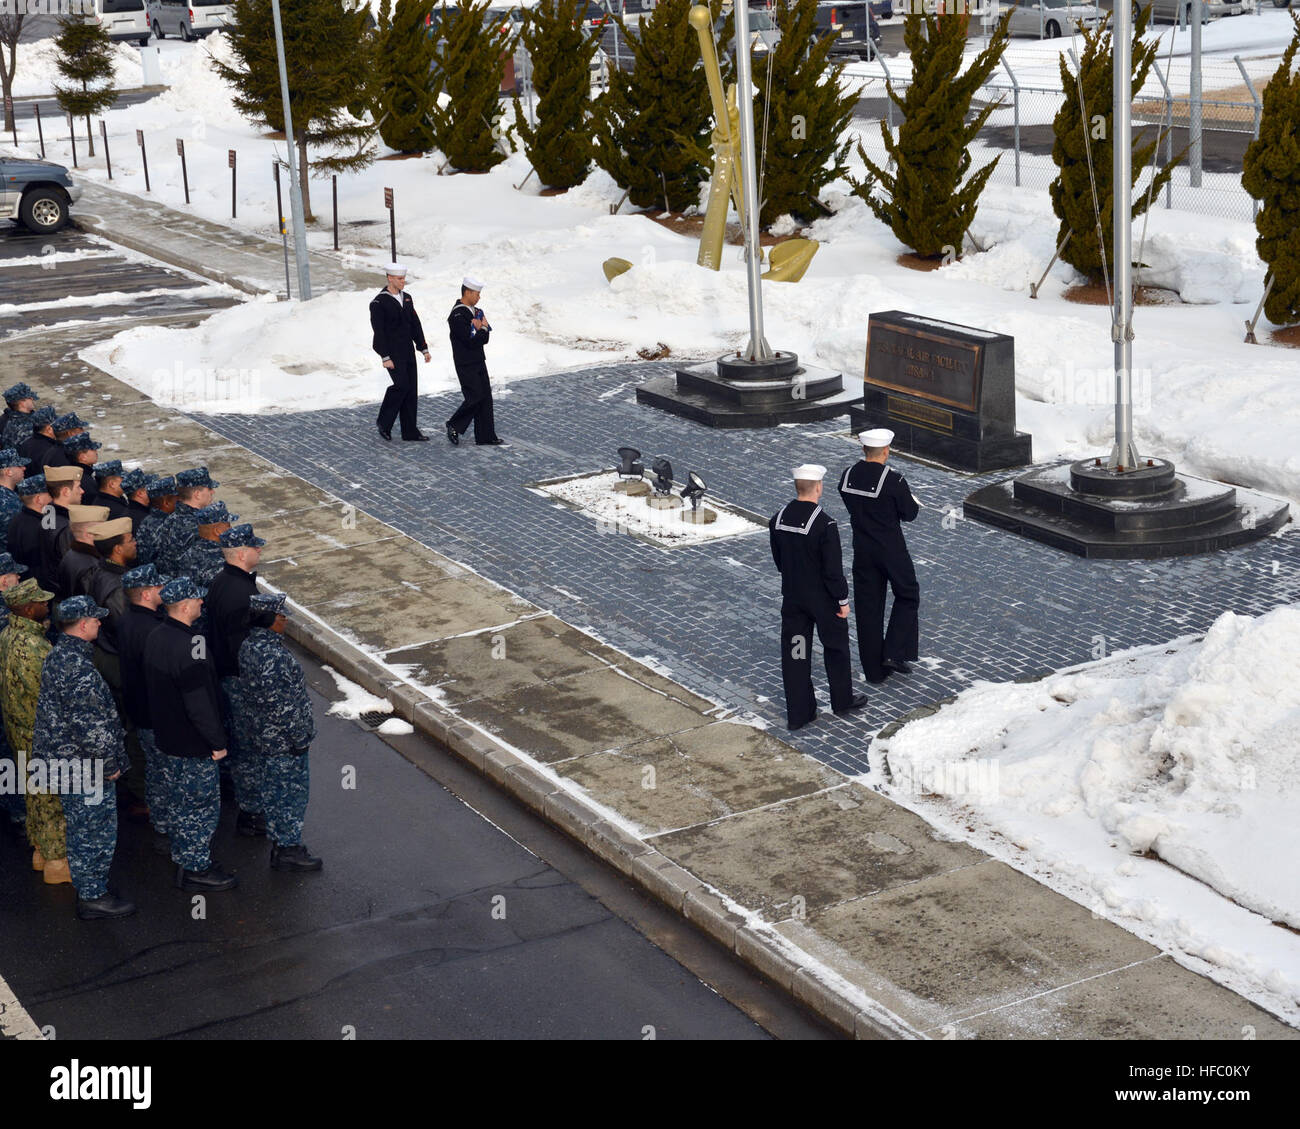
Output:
876,605,1300,1026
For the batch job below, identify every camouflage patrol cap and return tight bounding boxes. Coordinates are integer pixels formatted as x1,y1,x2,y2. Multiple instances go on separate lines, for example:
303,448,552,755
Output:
54,595,109,623
62,433,101,453
43,465,82,486
16,474,48,497
67,504,110,525
0,552,28,576
121,563,167,590
3,382,38,404
218,523,266,549
4,577,54,607
93,459,124,479
31,405,57,426
147,474,178,498
0,448,30,470
52,411,86,433
249,592,290,617
160,576,207,604
195,501,236,525
121,468,150,494
176,466,219,489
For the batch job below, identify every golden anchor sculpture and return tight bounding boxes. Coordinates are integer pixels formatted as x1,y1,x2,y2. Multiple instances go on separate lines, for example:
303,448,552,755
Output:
603,3,817,285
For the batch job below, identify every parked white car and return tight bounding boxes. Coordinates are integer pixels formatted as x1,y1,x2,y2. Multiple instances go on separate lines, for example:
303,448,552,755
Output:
988,0,1104,37
89,0,152,46
146,0,234,41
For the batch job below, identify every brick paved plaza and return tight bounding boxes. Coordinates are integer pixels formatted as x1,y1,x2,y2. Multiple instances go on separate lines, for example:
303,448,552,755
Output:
196,362,1300,777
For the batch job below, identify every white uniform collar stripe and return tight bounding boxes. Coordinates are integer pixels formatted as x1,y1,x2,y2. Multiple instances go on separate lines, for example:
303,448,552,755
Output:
840,463,891,499
774,503,822,534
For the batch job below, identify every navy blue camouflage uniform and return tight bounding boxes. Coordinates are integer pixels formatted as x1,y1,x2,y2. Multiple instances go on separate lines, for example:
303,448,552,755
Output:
228,625,316,845
31,630,129,900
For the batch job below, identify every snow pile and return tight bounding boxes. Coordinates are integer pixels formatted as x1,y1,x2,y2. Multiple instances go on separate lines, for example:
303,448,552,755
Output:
7,36,145,98
879,605,1300,1020
321,664,393,719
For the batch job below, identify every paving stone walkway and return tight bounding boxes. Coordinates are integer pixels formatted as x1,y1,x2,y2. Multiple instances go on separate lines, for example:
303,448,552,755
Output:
195,361,1300,778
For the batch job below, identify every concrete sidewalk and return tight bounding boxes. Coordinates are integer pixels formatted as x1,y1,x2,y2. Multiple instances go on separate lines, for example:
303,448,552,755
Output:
7,320,1296,1040
73,180,373,298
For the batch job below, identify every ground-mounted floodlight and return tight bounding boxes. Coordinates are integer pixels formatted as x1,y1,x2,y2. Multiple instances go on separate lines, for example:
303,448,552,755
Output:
614,446,650,495
680,470,717,525
648,457,681,511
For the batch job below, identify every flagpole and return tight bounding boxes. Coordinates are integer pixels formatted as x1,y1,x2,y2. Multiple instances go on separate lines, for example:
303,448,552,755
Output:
1108,0,1138,469
733,0,771,362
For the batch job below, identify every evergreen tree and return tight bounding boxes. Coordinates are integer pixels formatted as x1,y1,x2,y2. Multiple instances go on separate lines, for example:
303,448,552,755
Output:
1049,7,1176,286
1242,14,1300,325
376,0,437,153
752,0,858,226
592,0,716,213
53,15,118,159
851,10,1011,258
513,0,599,189
429,0,514,172
211,0,375,221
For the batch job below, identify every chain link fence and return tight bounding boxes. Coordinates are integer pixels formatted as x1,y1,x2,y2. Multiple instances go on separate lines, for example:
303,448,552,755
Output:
850,49,1270,224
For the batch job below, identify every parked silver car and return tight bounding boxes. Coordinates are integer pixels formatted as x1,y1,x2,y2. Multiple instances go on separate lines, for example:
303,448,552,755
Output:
995,0,1104,37
1136,0,1244,23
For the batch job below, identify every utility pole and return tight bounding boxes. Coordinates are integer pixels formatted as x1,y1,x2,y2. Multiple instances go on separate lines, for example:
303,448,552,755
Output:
270,0,313,300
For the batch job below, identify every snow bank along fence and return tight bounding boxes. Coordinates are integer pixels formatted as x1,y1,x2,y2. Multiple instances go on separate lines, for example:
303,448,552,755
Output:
854,53,1270,225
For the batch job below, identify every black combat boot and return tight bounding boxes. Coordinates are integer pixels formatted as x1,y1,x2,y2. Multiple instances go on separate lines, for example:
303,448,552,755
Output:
174,864,238,891
76,893,137,920
271,843,323,872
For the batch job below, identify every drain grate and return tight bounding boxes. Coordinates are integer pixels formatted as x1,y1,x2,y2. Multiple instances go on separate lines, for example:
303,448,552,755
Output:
356,710,392,730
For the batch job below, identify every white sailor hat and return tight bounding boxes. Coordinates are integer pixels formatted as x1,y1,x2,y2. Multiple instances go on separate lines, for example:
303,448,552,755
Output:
462,274,485,290
858,428,895,447
792,463,827,481
383,262,408,277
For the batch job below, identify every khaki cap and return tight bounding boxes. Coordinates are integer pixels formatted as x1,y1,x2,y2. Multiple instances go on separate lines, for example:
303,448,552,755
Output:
90,517,132,540
67,504,110,524
44,465,82,485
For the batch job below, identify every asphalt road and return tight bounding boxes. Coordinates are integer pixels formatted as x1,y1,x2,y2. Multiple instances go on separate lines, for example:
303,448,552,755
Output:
0,635,834,1039
0,225,238,336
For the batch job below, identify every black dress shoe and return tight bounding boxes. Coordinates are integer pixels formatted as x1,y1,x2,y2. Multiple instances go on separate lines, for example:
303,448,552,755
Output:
236,810,267,837
174,864,238,892
271,843,323,872
402,432,431,441
865,670,892,685
882,659,913,675
76,892,137,920
833,693,869,717
377,422,392,441
787,710,818,732
476,437,507,446
445,423,460,446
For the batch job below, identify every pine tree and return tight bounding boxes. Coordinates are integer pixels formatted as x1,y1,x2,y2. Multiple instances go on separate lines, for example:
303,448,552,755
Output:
591,0,716,213
376,0,437,153
1243,13,1300,326
429,0,514,172
513,0,599,189
751,0,858,226
1049,8,1177,286
851,10,1011,258
53,15,118,158
211,0,375,221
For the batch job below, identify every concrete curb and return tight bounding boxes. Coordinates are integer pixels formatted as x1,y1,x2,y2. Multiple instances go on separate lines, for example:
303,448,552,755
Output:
279,606,909,1040
73,215,272,299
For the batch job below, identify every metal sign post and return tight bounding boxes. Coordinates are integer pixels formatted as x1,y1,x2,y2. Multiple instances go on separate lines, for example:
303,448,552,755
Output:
34,104,44,158
68,113,77,168
229,149,237,218
176,137,190,204
384,186,396,260
332,174,339,251
136,129,149,191
100,121,112,179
